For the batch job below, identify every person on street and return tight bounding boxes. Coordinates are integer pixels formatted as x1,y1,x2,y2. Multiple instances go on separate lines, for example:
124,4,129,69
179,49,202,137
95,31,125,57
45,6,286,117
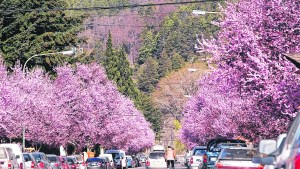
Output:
165,146,176,169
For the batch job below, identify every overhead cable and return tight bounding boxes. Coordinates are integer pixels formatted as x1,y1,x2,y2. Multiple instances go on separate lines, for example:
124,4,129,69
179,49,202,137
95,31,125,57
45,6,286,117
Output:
0,0,220,13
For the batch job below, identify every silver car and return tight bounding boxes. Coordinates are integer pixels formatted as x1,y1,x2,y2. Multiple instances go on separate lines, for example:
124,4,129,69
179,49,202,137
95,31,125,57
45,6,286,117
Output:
23,153,38,169
46,155,62,169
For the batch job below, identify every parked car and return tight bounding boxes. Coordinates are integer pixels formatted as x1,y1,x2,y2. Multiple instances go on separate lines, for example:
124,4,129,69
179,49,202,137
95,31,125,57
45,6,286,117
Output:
145,151,167,169
23,153,38,169
215,148,263,169
46,155,62,169
188,146,206,169
131,156,140,167
58,157,69,169
0,144,25,169
86,158,106,169
0,147,19,169
199,139,246,169
252,134,286,169
31,152,51,169
254,110,300,169
66,157,77,169
125,156,134,168
72,155,86,169
99,154,114,169
105,150,126,169
184,151,192,167
139,156,146,164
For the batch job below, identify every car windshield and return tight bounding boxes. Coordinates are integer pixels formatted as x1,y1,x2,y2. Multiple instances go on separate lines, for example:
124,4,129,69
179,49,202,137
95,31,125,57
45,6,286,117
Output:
47,156,58,162
0,148,7,159
219,149,258,160
194,149,206,155
149,152,164,159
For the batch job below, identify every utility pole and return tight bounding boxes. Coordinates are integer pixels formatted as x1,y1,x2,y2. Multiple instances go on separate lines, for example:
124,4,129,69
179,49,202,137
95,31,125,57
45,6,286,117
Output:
22,126,25,152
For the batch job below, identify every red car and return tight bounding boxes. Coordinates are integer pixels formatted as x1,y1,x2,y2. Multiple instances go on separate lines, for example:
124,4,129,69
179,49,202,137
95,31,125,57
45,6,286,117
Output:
58,156,70,169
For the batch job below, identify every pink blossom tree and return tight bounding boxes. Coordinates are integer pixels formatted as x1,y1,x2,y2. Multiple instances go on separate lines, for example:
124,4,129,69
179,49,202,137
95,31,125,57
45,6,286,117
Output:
0,60,154,150
181,0,300,147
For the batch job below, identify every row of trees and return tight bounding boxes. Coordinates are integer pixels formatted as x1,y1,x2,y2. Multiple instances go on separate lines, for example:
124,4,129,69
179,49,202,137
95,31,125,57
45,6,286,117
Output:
0,58,154,152
180,0,300,148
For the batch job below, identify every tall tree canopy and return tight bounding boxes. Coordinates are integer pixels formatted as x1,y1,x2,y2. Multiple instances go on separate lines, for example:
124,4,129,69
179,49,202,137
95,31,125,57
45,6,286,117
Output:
0,0,84,71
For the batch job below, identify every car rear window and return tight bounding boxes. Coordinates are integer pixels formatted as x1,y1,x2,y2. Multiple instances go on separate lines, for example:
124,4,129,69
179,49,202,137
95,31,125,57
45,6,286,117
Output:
47,156,58,162
32,154,43,160
219,149,259,160
0,148,7,159
194,149,206,155
149,153,164,159
23,154,32,161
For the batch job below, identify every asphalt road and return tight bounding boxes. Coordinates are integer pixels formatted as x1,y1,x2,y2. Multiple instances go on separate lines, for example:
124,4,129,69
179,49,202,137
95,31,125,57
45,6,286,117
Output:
136,163,187,169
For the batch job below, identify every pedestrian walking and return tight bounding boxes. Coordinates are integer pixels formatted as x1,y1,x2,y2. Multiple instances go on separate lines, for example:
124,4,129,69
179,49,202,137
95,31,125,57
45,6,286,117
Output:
165,146,176,169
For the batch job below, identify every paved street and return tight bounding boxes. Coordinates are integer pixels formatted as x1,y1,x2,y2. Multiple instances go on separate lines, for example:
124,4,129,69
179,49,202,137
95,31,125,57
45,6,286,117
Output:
137,163,187,169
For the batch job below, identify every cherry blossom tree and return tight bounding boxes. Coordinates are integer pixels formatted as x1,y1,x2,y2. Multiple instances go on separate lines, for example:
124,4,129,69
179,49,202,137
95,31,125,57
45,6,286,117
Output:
0,59,154,150
181,0,300,147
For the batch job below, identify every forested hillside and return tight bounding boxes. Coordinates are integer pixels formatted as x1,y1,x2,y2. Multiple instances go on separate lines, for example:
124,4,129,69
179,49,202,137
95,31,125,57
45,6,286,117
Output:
69,0,220,144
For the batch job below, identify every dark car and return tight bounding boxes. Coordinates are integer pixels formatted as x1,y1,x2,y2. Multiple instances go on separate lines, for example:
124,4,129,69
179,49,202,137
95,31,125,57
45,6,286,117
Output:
86,158,106,169
31,152,51,169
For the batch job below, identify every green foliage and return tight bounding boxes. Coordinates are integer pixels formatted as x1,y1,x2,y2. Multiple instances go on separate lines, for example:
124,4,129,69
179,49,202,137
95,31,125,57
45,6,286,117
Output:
158,50,172,78
173,120,186,154
140,95,163,135
103,32,140,102
102,33,162,132
0,0,84,71
138,30,157,64
171,52,184,70
138,57,159,93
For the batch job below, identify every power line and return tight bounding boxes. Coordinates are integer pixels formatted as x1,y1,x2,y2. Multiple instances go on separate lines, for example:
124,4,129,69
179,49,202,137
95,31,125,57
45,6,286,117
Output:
0,0,220,14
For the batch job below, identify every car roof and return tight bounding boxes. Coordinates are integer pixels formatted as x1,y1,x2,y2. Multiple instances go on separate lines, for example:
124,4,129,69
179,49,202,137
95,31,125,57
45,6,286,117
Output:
193,146,206,149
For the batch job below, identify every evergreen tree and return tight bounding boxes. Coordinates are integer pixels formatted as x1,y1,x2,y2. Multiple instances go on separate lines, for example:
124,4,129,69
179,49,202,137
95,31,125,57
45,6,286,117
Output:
138,30,157,64
138,57,159,93
158,50,172,78
0,0,84,70
140,95,163,137
103,33,162,132
171,52,185,70
103,32,141,103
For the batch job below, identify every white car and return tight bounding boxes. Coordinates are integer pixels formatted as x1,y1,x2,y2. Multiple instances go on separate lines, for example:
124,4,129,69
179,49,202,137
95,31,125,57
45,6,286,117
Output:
188,146,206,169
0,147,20,169
0,144,25,169
145,151,167,169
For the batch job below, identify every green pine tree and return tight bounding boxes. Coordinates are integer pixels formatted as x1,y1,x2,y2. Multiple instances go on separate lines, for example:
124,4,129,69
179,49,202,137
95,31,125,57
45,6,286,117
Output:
0,0,84,71
158,50,172,78
138,57,159,93
103,33,162,132
171,52,185,70
138,30,157,64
